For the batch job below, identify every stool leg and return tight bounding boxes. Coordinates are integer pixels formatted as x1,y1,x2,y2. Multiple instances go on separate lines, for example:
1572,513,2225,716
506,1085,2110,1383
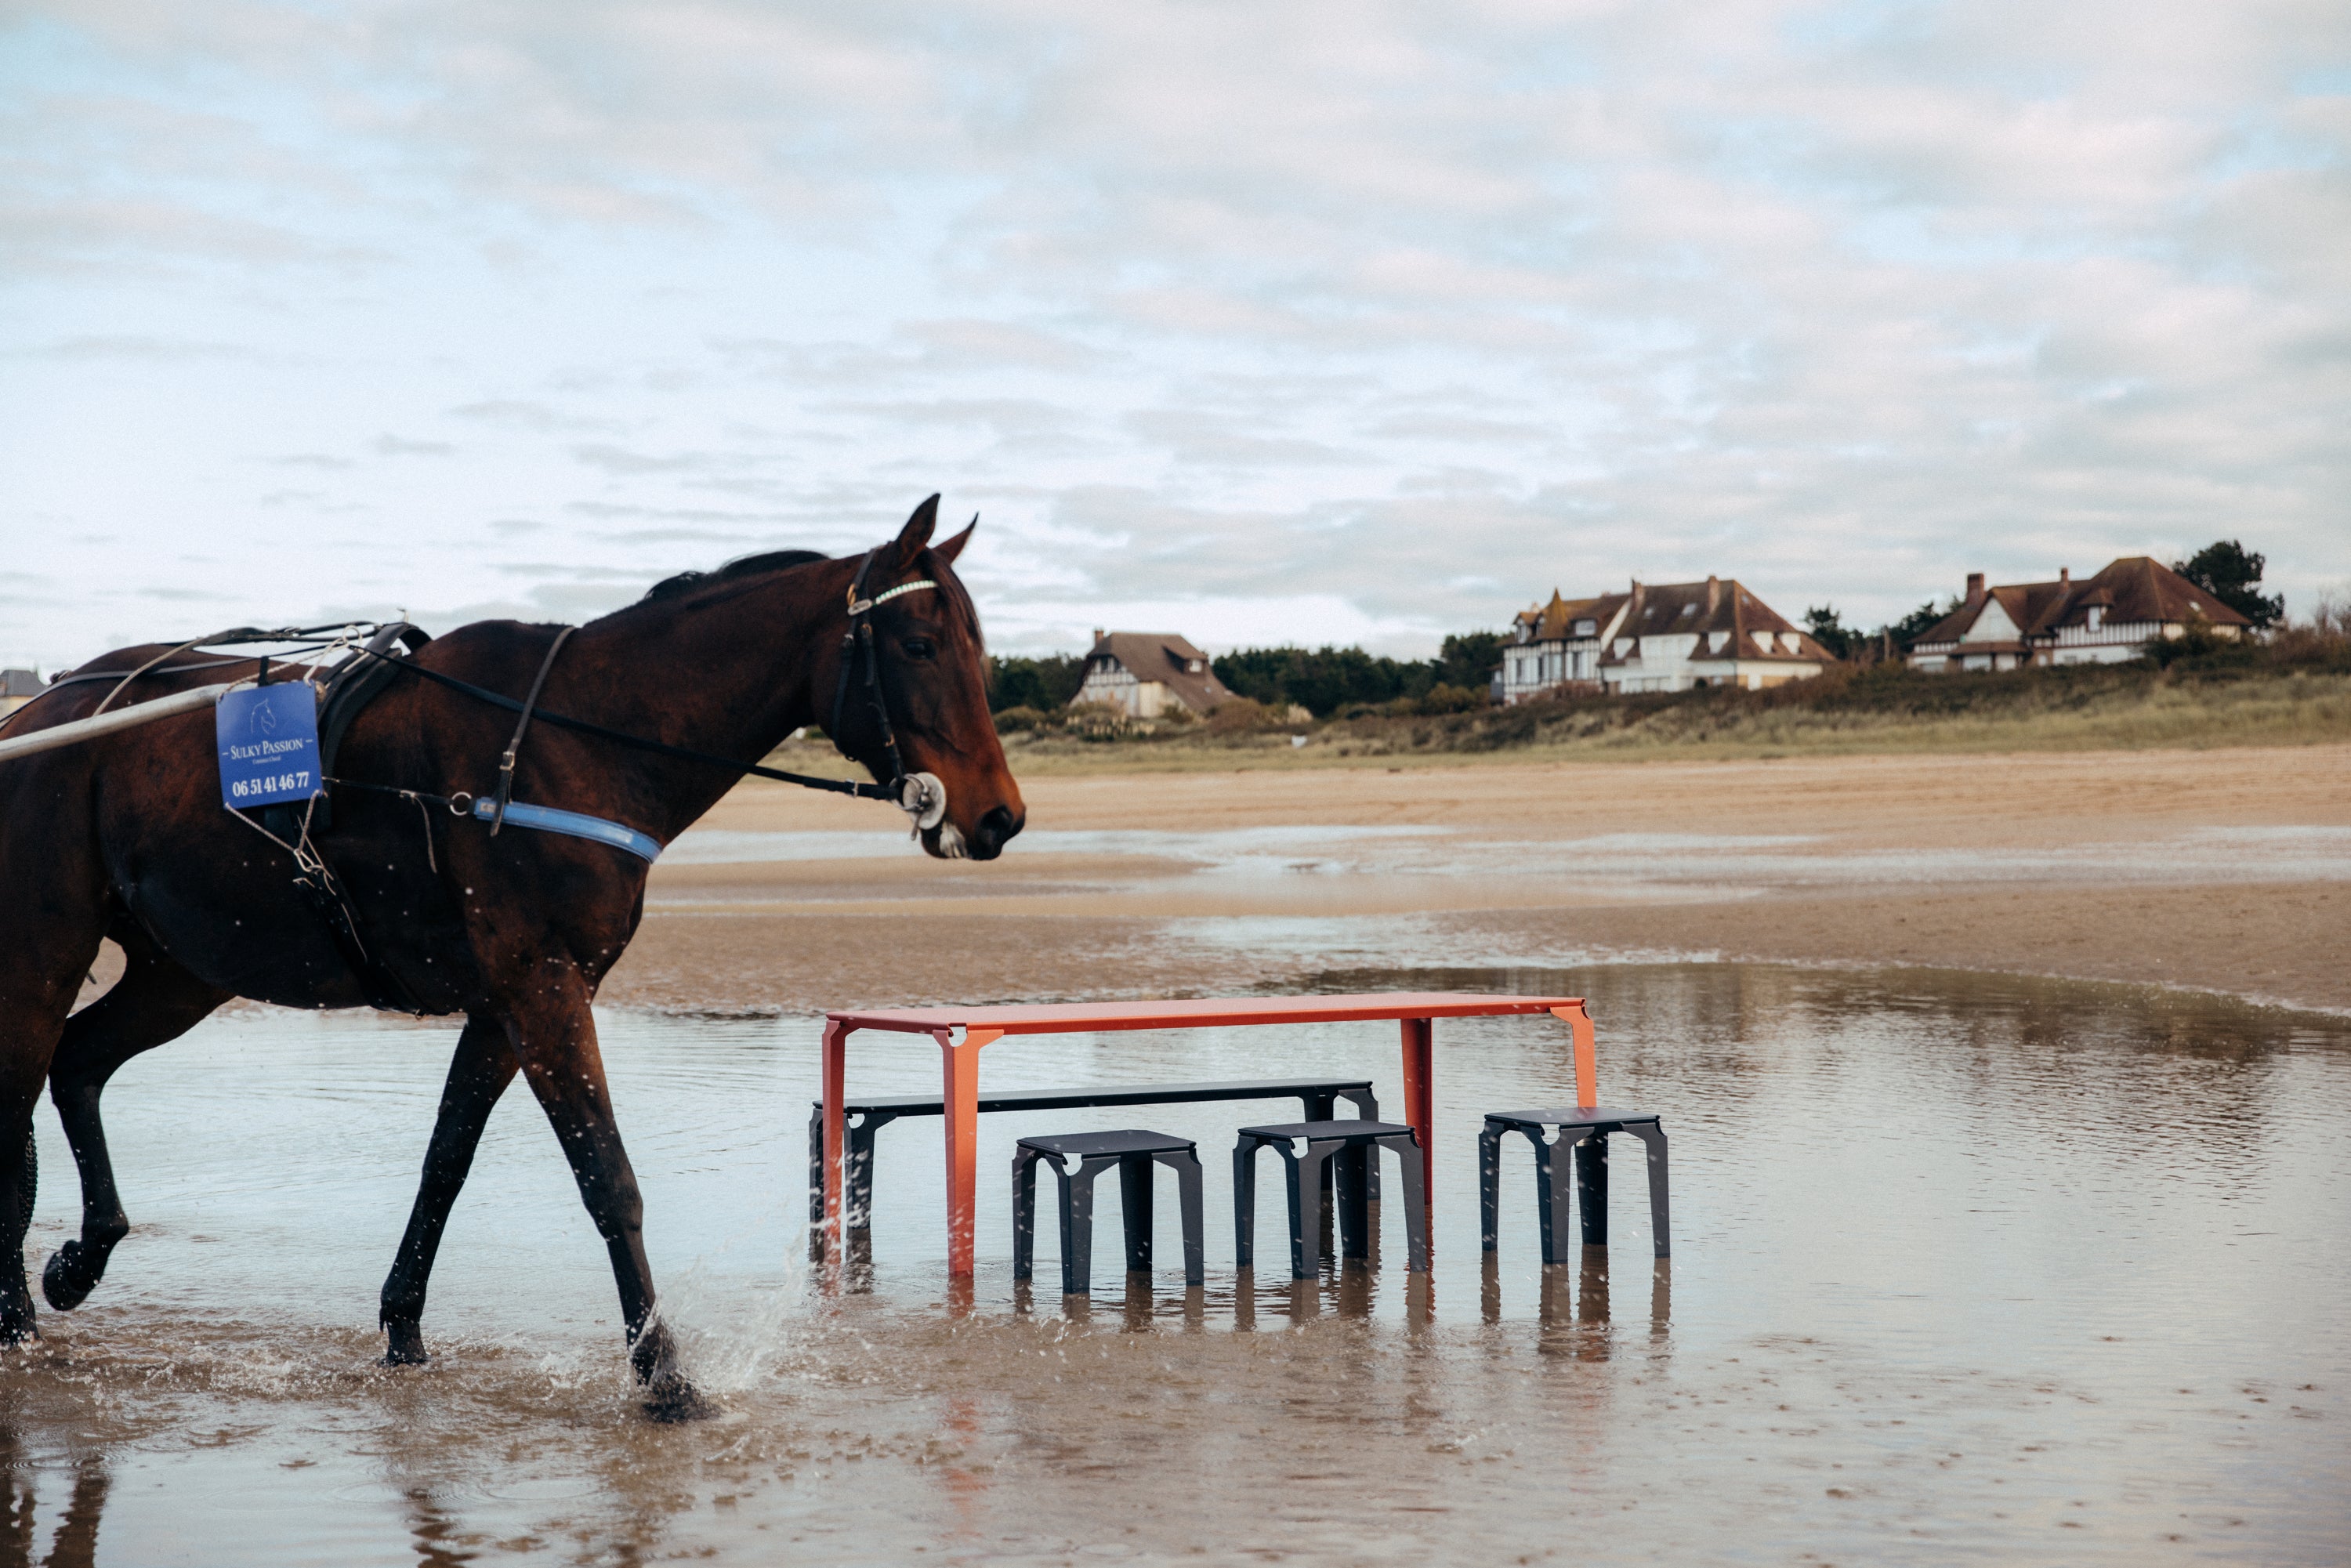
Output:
1303,1095,1338,1211
1061,1157,1110,1298
1288,1143,1331,1280
1381,1135,1429,1273
1012,1147,1042,1282
846,1115,883,1233
1532,1134,1566,1267
1335,1143,1370,1262
1233,1137,1258,1271
1575,1132,1608,1248
1119,1153,1154,1274
1627,1122,1670,1258
1478,1121,1502,1253
1344,1089,1382,1200
806,1103,825,1260
1159,1149,1205,1288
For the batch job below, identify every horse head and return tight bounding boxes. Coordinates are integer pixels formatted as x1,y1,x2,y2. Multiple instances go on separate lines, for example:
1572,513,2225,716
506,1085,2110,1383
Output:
835,495,1026,861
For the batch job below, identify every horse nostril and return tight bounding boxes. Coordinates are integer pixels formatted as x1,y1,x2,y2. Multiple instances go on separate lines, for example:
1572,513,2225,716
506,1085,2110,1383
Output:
973,806,1022,859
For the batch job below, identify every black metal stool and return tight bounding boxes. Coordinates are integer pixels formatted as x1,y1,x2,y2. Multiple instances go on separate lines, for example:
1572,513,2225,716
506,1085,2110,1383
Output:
1479,1108,1669,1265
1013,1130,1205,1297
1234,1120,1428,1279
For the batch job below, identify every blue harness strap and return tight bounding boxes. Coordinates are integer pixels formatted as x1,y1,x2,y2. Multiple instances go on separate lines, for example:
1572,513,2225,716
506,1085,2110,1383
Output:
471,797,661,864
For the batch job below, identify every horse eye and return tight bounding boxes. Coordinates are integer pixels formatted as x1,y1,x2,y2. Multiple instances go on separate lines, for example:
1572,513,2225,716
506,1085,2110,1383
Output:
903,636,936,660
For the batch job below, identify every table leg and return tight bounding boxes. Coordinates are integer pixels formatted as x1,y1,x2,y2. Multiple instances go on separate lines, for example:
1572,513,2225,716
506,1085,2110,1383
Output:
1550,1003,1598,1109
1400,1016,1434,1229
940,1027,1003,1277
821,1019,849,1266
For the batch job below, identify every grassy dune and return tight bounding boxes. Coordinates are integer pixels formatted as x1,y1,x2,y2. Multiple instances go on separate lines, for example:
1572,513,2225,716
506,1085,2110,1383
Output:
985,662,2351,773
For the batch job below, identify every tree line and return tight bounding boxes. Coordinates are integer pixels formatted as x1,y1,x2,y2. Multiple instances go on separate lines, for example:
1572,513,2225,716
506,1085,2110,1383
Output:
989,632,1507,719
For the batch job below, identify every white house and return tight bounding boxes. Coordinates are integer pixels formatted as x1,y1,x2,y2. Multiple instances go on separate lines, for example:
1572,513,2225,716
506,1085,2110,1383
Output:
1498,590,1625,703
1503,578,1831,701
1907,557,2251,672
1074,630,1233,719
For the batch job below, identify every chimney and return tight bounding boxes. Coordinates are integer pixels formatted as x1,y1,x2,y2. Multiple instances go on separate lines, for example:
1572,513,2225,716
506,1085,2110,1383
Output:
1091,627,1105,645
1706,575,1721,612
1965,572,1986,603
2059,567,2070,588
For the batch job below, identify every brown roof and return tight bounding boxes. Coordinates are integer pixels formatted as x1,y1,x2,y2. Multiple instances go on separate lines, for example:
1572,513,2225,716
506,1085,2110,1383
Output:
1918,556,2251,646
1085,631,1233,712
1514,590,1627,643
1599,578,1831,664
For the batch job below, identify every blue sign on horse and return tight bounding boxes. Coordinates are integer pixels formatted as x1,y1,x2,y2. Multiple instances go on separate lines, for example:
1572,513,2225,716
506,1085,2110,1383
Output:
216,683,322,809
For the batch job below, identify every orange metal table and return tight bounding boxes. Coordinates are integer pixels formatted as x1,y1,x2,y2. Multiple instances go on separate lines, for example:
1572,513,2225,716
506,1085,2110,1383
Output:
818,991,1596,1276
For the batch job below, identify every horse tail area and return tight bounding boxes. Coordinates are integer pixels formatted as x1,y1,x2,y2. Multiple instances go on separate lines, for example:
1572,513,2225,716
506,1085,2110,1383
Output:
0,694,118,1343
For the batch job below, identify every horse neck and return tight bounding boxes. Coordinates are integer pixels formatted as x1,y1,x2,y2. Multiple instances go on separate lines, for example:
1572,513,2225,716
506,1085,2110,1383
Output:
559,563,852,840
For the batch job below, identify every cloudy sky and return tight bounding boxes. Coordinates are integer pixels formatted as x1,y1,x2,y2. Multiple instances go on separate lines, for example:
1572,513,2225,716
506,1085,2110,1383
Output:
4,0,2346,668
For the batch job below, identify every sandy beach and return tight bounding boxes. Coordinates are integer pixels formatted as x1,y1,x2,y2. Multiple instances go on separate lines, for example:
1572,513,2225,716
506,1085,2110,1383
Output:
612,742,2351,1016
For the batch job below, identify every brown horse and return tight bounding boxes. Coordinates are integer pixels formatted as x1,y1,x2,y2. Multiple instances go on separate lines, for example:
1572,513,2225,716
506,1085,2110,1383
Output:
0,497,1022,1418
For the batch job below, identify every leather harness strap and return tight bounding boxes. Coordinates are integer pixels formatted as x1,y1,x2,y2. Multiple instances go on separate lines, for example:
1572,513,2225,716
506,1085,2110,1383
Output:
491,625,574,836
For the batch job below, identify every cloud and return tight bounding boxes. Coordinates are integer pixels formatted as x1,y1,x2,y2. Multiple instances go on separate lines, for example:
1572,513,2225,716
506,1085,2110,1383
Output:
0,0,2344,664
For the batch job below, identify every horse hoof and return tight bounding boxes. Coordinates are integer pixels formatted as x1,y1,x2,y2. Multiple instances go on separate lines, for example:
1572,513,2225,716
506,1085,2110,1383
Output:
382,1319,429,1367
642,1374,713,1424
41,1244,100,1312
0,1305,38,1347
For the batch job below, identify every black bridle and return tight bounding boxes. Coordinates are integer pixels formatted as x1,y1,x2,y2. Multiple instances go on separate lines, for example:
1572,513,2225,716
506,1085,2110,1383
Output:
829,545,947,828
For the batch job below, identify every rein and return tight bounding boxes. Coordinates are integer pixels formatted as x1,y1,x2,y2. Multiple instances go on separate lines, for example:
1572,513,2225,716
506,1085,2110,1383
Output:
355,646,906,801
350,544,949,824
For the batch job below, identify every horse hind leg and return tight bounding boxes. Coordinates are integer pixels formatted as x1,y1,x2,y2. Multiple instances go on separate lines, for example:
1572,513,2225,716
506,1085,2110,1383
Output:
42,928,228,1312
0,958,107,1345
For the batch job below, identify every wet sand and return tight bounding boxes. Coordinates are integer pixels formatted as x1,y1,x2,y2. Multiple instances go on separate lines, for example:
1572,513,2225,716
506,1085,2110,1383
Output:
14,742,2348,1563
610,743,2351,1015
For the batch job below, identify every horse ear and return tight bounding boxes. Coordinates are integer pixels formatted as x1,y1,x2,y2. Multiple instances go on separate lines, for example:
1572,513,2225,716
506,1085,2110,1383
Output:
933,516,976,566
894,494,940,565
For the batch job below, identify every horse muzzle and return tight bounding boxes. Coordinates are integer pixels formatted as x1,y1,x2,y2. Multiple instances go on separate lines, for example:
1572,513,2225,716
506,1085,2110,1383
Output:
954,805,1023,862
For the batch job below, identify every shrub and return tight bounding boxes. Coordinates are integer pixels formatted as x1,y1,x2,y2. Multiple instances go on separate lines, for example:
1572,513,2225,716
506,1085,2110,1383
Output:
991,705,1055,733
1415,682,1483,715
1062,701,1131,740
1205,697,1279,733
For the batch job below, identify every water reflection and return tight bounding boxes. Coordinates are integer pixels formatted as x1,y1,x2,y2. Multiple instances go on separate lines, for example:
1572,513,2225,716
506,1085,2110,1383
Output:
0,961,2338,1563
0,1457,103,1568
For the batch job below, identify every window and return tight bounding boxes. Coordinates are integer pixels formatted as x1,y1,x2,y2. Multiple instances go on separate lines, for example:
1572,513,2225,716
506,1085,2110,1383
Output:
1574,618,1595,636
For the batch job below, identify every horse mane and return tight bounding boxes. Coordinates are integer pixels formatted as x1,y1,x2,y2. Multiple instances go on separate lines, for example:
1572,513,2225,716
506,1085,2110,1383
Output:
613,541,980,646
632,549,831,607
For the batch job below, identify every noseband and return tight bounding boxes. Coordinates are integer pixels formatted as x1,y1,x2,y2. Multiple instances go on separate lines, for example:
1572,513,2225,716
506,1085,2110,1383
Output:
831,546,948,833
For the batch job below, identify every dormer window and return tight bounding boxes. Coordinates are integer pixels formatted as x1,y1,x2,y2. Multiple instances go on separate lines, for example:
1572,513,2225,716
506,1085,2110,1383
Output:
2086,607,2104,632
1187,658,1204,673
1574,618,1596,636
1679,603,1695,617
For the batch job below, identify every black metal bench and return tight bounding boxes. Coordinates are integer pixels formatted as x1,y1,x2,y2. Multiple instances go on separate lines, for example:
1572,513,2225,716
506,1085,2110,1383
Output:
808,1077,1378,1255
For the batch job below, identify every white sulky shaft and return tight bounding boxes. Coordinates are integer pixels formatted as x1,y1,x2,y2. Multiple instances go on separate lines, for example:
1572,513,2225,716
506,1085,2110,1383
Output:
0,682,236,764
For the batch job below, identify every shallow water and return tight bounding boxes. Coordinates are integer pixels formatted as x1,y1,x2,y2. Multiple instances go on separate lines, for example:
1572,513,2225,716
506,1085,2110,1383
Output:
3,963,2346,1563
658,820,2351,893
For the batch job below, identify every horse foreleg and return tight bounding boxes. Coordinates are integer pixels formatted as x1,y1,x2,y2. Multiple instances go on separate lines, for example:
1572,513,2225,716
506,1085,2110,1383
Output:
379,1015,517,1365
505,988,706,1421
42,932,227,1311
